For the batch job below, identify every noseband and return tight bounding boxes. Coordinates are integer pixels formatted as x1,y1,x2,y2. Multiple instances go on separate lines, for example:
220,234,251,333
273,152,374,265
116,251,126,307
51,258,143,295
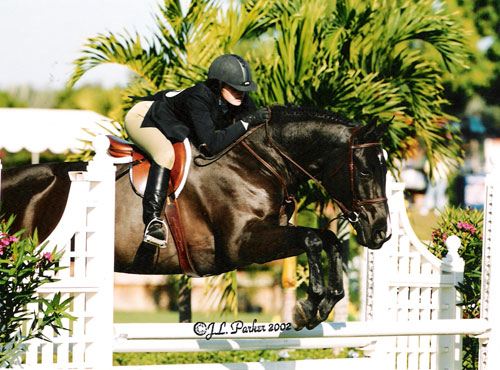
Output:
240,122,387,223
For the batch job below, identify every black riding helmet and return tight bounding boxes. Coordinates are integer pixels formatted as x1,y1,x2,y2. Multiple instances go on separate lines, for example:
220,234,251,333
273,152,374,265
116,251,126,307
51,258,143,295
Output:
208,54,257,92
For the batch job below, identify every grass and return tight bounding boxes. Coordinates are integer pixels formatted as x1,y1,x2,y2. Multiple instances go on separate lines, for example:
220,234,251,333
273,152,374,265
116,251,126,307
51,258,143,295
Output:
406,207,440,241
114,311,274,323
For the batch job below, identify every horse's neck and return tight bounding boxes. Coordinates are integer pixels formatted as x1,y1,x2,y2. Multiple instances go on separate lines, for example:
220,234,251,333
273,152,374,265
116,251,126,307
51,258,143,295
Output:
271,122,349,167
249,122,349,186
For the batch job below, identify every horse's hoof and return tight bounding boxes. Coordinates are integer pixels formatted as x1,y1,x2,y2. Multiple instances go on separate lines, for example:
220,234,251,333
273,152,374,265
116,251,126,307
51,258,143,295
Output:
292,299,316,330
306,318,321,330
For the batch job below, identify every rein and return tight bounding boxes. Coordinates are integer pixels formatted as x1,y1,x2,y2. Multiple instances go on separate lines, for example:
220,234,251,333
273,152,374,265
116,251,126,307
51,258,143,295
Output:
193,124,265,167
241,121,387,223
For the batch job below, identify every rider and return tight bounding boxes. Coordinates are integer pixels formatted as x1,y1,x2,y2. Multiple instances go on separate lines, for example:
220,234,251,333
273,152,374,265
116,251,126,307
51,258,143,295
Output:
124,54,270,247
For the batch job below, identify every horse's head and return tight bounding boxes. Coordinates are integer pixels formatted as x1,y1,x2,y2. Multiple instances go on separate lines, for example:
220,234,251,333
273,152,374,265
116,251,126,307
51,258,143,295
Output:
257,106,391,249
323,119,390,249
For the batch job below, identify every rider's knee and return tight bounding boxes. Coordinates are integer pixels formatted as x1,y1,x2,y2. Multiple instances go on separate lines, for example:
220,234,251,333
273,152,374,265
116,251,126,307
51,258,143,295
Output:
152,152,175,169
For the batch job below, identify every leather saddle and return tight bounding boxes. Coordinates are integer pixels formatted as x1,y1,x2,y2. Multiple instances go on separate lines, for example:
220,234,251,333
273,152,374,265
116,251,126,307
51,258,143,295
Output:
105,135,198,277
106,135,191,198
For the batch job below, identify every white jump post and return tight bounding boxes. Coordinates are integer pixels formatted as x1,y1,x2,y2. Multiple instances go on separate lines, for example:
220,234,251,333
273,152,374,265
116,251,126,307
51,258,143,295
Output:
17,135,116,370
479,160,500,369
83,135,116,368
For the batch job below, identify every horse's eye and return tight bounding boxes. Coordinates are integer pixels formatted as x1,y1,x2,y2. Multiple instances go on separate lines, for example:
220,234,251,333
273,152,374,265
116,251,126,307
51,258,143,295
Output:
360,170,371,178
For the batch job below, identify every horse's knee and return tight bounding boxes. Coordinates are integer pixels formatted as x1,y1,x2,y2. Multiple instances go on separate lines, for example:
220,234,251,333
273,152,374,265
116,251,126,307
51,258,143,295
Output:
304,231,323,250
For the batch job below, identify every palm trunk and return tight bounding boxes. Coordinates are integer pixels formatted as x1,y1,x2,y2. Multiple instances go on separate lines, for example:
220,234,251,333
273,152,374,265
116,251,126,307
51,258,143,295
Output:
281,256,297,322
178,275,192,323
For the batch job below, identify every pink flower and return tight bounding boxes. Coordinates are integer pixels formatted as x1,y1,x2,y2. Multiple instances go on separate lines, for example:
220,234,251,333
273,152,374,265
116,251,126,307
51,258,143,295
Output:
0,245,4,256
42,252,53,262
0,233,17,246
457,221,477,234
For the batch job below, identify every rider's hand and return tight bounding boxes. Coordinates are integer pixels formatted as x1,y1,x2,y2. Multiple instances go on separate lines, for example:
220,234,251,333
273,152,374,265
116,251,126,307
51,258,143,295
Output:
239,108,270,129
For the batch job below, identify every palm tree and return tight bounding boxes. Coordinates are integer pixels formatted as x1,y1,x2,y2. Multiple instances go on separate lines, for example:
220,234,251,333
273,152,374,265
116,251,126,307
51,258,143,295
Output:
252,0,468,172
69,0,469,320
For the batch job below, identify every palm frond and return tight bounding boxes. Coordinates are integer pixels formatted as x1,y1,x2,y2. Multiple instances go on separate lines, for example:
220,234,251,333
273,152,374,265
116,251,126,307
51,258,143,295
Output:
68,31,164,90
204,272,238,317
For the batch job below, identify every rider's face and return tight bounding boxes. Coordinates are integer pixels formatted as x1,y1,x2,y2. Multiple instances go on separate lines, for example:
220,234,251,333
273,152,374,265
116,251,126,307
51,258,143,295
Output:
221,84,245,106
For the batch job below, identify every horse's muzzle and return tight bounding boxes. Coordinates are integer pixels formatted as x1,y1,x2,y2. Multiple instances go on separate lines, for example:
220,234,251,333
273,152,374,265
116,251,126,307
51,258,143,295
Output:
355,218,391,250
368,229,391,250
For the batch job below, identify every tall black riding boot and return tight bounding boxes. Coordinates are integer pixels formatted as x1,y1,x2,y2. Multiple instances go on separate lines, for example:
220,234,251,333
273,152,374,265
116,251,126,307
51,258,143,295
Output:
142,162,170,248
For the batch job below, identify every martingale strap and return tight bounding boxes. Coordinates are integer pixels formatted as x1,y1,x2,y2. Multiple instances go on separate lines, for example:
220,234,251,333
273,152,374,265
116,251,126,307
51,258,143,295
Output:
164,197,200,277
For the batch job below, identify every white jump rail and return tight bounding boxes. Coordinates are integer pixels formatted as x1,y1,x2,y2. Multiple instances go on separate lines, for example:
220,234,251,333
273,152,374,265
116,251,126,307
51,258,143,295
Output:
6,135,499,370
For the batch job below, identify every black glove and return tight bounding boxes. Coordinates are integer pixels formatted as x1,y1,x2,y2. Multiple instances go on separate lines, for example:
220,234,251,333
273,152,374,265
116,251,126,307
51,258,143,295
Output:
240,108,270,128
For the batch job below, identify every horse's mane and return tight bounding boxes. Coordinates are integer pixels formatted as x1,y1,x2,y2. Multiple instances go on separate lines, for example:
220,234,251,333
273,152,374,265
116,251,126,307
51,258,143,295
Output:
269,105,357,127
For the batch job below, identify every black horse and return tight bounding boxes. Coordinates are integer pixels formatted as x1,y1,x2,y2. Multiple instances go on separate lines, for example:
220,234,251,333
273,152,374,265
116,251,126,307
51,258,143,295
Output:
1,106,390,329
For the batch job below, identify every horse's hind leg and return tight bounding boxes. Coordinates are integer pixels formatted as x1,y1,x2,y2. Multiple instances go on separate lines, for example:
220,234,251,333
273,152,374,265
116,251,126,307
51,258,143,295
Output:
316,230,345,323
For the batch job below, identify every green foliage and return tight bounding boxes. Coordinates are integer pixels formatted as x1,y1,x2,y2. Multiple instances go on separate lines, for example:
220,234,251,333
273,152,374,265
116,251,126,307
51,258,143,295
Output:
0,216,74,367
68,0,275,120
204,271,239,317
69,0,470,175
54,85,123,120
0,91,27,108
442,0,499,136
428,207,483,370
114,348,348,365
445,0,499,102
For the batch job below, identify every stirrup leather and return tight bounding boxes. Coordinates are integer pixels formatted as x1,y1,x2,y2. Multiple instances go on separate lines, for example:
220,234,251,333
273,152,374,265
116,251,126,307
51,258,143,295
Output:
143,218,169,249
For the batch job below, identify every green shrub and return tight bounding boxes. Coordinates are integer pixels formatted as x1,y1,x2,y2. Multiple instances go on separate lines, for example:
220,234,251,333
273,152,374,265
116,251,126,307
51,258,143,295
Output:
114,348,347,365
0,216,73,367
429,207,483,370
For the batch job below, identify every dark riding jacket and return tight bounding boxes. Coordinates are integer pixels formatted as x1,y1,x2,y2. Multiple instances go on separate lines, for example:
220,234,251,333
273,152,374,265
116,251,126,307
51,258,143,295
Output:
140,81,256,155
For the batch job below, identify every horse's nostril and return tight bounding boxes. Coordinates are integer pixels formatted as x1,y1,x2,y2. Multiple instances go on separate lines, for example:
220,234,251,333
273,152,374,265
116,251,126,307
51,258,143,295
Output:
375,229,386,241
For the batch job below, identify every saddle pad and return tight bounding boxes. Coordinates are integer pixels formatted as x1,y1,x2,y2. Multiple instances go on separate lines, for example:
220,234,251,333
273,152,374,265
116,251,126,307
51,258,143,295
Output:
106,135,191,198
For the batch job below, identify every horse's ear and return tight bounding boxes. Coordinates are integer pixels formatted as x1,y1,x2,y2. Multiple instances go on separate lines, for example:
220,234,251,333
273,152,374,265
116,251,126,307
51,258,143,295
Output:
357,117,390,142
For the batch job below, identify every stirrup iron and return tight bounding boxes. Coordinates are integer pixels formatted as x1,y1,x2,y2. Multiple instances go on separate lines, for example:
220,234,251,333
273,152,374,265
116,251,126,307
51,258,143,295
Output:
143,218,169,249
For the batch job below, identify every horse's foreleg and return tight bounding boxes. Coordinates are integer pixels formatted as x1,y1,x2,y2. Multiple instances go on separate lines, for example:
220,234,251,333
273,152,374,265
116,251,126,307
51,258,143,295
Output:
239,226,327,330
316,230,345,322
292,231,327,330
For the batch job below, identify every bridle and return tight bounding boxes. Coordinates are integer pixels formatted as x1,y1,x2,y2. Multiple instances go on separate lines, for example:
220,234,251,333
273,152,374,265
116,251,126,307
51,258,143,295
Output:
333,133,388,222
239,122,387,224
